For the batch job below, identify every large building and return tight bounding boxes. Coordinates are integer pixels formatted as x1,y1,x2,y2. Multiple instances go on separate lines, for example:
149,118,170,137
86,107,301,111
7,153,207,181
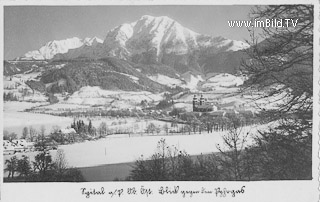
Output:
192,94,214,112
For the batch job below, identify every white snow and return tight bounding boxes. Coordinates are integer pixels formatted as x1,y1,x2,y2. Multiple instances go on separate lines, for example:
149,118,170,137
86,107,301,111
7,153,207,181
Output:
226,40,250,51
52,64,66,69
17,15,249,61
3,102,72,135
18,37,103,60
181,72,204,90
83,37,103,46
3,73,47,102
4,123,266,168
109,71,139,83
201,73,245,89
61,128,76,134
66,86,163,106
173,103,193,111
147,74,183,87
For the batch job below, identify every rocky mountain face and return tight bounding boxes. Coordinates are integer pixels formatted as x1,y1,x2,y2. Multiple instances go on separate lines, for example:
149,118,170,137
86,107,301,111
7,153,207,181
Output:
6,15,250,94
16,15,249,74
16,37,103,61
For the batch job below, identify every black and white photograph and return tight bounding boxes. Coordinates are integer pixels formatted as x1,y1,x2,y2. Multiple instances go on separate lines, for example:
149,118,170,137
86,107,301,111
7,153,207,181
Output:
1,0,319,201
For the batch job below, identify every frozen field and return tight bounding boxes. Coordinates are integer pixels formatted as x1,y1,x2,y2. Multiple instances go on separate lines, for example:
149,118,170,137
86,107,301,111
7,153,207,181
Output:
3,123,266,169
4,111,73,135
3,102,73,135
3,101,173,136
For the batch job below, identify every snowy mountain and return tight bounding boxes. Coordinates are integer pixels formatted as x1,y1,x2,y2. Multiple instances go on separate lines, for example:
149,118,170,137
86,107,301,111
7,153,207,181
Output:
8,15,251,94
17,15,248,65
50,15,249,63
17,37,103,60
102,15,249,56
101,15,201,58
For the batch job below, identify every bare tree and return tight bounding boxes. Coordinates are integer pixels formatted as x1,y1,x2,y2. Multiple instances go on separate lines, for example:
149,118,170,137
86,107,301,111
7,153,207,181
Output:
51,125,61,134
98,122,108,137
242,5,313,118
5,156,18,178
146,123,156,135
54,149,68,176
216,116,250,180
22,127,29,139
29,126,37,142
163,123,169,135
240,5,313,180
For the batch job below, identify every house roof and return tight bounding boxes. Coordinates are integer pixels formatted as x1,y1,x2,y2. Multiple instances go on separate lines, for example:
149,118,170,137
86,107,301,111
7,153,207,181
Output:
61,128,76,134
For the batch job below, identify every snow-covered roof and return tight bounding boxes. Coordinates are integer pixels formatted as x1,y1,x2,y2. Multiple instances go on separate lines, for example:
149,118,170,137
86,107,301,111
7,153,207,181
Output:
61,128,76,134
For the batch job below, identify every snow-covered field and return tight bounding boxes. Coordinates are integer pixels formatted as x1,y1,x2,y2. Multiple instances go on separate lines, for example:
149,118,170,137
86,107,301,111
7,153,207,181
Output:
173,102,193,111
4,110,73,135
200,73,245,90
3,101,72,135
3,73,48,102
4,101,46,112
65,86,163,106
147,74,183,87
181,72,204,90
4,123,265,168
3,101,168,136
147,73,245,92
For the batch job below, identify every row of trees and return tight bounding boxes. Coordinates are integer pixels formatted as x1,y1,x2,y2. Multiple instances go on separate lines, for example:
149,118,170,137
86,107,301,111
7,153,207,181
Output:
5,151,85,182
173,110,260,134
4,120,108,146
71,119,95,136
4,133,85,182
3,92,19,101
130,139,220,181
4,126,41,142
45,108,148,119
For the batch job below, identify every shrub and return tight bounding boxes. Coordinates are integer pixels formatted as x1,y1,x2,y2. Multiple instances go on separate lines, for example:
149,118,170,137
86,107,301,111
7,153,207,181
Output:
130,139,222,181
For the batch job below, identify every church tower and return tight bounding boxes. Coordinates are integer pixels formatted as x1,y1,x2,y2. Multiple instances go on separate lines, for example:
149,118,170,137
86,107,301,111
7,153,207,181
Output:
193,95,198,111
199,94,204,105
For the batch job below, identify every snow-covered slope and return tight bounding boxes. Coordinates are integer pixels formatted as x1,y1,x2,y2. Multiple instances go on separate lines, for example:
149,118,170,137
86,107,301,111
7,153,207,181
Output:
17,37,103,60
147,74,184,88
201,73,245,89
3,72,47,102
104,15,201,57
17,15,249,62
66,86,163,106
82,15,249,60
180,71,204,90
147,72,206,90
54,37,105,60
226,40,250,51
14,15,250,85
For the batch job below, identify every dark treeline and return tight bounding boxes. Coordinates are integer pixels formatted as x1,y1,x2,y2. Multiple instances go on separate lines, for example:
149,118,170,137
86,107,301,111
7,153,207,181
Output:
3,92,19,101
4,137,85,182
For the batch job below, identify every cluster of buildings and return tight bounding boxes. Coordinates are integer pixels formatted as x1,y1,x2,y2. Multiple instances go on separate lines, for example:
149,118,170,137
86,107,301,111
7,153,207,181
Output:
191,94,256,118
3,139,34,155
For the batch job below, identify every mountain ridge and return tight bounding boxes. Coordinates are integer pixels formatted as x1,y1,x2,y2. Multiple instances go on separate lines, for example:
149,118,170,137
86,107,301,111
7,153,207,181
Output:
16,37,103,61
5,15,251,94
16,15,249,68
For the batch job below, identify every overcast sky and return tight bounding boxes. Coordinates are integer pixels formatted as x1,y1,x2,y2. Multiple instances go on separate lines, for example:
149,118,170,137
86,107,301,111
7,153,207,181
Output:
4,5,254,60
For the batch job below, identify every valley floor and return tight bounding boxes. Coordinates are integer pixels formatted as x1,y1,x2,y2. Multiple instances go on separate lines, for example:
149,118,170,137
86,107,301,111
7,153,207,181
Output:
3,101,271,181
